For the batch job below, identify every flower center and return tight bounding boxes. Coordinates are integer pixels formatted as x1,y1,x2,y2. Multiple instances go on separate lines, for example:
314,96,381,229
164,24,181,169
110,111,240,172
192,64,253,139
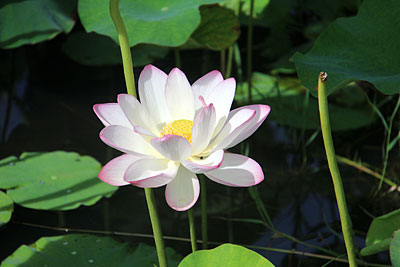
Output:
160,119,193,143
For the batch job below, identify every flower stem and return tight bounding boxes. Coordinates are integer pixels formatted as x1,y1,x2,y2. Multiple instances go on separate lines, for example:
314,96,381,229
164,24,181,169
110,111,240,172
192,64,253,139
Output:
174,48,182,69
226,187,234,243
246,0,254,102
144,188,168,267
317,72,358,267
109,0,136,97
199,176,208,249
225,0,240,79
57,211,66,227
226,47,233,78
109,2,167,266
233,43,243,83
220,49,226,78
188,208,198,252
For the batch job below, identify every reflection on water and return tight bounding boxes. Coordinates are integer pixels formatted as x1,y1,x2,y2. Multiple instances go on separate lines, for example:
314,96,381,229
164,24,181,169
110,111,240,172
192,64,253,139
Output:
255,194,341,264
0,70,29,143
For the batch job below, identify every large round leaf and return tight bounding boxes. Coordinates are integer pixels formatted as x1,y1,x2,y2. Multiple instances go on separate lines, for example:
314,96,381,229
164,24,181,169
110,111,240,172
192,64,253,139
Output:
191,6,239,51
391,230,400,267
0,151,117,210
361,208,400,256
78,0,221,47
0,0,77,49
179,244,275,267
366,208,400,246
293,0,400,96
0,190,13,227
235,73,375,131
360,238,392,257
222,0,270,18
62,32,169,66
1,234,182,267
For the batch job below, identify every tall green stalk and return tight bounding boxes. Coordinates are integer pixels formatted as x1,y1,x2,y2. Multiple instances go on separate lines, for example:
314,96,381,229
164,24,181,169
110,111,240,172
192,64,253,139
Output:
226,0,240,79
226,47,234,78
188,209,198,252
220,49,226,77
226,187,234,243
317,72,358,267
145,188,168,267
199,176,208,249
57,211,66,227
109,1,167,266
246,0,255,102
109,0,136,97
233,43,243,83
174,48,182,69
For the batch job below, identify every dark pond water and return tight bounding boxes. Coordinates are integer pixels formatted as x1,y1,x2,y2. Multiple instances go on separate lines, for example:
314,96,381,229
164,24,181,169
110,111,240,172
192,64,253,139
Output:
0,41,397,266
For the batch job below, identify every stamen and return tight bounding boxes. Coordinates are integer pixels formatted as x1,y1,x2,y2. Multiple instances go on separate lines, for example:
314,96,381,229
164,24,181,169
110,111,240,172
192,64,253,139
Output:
160,119,193,143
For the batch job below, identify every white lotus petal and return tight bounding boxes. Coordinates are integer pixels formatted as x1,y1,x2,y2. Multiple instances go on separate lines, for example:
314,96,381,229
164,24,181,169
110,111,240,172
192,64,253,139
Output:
150,135,192,161
181,150,224,173
192,70,224,114
98,154,140,186
205,153,264,187
225,105,271,149
204,78,236,136
208,108,256,152
93,103,131,128
191,104,216,155
165,166,199,211
138,65,170,130
124,158,179,188
134,126,157,137
117,94,158,135
165,68,195,121
100,125,159,157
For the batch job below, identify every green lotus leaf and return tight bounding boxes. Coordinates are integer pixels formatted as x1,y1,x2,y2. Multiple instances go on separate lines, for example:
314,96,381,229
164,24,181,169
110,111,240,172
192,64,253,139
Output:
62,32,169,66
0,0,77,49
293,0,400,96
191,5,239,51
391,230,400,267
1,234,182,267
0,191,13,227
0,151,117,211
366,208,400,246
361,208,400,256
360,238,392,257
179,243,275,267
221,0,270,18
78,0,221,47
235,73,375,131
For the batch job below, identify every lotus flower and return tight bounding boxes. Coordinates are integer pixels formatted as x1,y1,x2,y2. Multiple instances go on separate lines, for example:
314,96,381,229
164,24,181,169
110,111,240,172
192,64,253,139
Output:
94,65,270,211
